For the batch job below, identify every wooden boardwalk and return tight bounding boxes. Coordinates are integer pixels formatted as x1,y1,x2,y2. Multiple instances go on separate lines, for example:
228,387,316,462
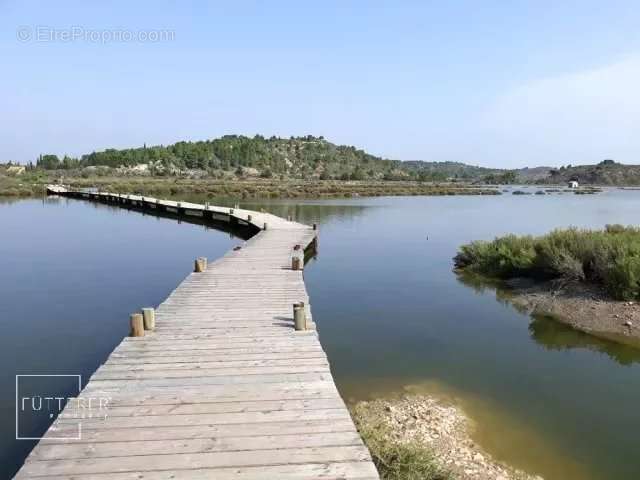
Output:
15,188,378,479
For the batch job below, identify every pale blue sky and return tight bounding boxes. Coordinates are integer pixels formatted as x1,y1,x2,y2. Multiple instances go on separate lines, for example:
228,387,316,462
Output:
2,1,640,167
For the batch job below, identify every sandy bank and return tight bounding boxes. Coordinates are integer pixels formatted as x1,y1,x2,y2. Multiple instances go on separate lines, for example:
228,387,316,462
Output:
352,394,542,480
504,280,640,347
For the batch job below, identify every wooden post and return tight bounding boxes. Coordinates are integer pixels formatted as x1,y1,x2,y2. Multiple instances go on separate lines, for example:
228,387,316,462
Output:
313,223,318,230
194,257,207,272
292,256,302,271
230,208,234,215
205,202,209,210
293,302,306,331
287,215,292,221
142,308,155,331
247,214,252,222
130,313,144,337
263,222,268,230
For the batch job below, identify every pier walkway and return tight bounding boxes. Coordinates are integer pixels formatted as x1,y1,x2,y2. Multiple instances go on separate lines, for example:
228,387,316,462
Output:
15,187,378,479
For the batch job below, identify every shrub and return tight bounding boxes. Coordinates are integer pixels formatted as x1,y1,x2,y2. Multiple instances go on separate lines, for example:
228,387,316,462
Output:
455,226,640,300
454,235,535,278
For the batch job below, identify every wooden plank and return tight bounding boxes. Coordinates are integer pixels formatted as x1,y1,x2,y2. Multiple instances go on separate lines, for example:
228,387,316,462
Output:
19,445,372,476
19,461,379,480
54,408,352,429
28,431,365,460
18,189,376,480
59,398,346,418
42,419,359,443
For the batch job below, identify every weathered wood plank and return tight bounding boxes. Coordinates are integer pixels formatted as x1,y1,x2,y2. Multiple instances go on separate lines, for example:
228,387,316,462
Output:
19,445,372,476
18,189,377,480
18,461,379,480
28,431,365,460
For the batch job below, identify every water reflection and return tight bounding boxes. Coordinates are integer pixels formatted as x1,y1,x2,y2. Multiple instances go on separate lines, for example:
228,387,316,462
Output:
168,193,371,226
529,315,640,366
456,272,640,366
0,196,29,206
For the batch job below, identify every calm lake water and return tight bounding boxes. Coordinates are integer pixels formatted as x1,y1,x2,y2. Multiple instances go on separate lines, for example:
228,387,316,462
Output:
2,190,640,479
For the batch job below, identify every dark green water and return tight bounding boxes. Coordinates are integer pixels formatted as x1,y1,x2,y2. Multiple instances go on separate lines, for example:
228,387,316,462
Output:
2,190,640,479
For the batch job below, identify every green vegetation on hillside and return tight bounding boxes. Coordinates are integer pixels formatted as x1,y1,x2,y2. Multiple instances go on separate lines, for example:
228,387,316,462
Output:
545,159,640,186
33,135,416,181
454,226,640,300
12,135,640,187
30,135,514,182
402,160,501,181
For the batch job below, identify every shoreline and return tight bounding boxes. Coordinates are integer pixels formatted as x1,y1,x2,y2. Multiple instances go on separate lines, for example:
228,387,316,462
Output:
351,393,541,480
0,176,501,198
498,279,640,348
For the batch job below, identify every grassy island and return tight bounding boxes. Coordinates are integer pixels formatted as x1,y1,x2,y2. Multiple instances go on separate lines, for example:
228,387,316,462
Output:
454,225,640,301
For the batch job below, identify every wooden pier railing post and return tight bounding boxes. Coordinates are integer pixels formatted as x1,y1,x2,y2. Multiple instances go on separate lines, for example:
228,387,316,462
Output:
292,245,303,270
293,302,307,331
130,313,144,337
142,308,155,331
194,257,207,272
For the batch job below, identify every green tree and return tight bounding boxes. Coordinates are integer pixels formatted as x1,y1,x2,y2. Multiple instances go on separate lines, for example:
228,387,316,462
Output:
37,154,61,169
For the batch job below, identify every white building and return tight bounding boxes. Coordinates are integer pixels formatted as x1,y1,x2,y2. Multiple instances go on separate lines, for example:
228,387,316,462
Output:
568,180,579,188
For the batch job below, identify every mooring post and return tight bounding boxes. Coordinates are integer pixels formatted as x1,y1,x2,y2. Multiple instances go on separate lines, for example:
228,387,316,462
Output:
292,256,302,271
287,215,292,221
142,308,155,331
130,313,144,337
313,223,318,230
293,302,307,331
194,257,207,272
247,214,252,222
263,222,268,230
230,208,234,215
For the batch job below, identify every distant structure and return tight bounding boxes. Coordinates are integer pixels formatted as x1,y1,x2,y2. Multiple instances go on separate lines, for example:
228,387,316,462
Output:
568,180,579,189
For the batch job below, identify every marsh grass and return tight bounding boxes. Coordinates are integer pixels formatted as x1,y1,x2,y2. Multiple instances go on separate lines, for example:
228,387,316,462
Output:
351,403,452,480
0,173,500,199
454,225,640,300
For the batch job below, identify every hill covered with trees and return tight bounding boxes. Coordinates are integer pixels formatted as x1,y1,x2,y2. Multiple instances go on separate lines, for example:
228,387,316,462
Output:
34,135,505,182
541,160,640,186
35,136,404,180
31,136,640,186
